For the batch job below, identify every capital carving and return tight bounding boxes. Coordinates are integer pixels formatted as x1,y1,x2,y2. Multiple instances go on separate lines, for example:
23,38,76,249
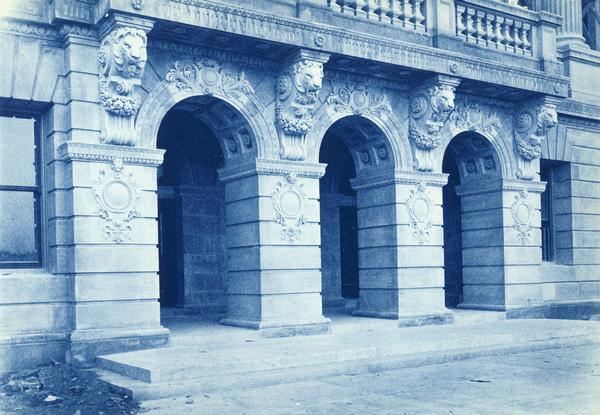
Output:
276,51,329,161
410,77,460,171
98,26,148,146
514,103,558,179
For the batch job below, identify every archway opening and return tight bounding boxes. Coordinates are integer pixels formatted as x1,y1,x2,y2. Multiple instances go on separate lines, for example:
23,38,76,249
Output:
156,96,257,317
442,131,505,310
318,116,395,311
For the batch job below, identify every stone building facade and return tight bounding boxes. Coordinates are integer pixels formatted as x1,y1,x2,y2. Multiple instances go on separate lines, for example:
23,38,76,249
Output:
1,0,599,371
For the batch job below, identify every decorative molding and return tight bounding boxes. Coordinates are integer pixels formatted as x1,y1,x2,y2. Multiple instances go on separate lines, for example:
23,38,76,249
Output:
410,76,461,171
351,170,448,191
58,142,165,167
165,58,254,98
511,189,534,245
449,98,505,137
218,159,327,183
0,19,61,40
326,82,391,118
276,50,329,161
514,102,558,180
92,158,140,243
406,183,434,244
98,26,148,146
272,172,307,242
131,0,144,10
454,178,546,197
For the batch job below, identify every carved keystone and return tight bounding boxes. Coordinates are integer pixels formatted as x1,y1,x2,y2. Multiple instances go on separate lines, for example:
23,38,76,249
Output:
409,75,461,171
514,98,558,180
98,17,153,146
276,49,329,161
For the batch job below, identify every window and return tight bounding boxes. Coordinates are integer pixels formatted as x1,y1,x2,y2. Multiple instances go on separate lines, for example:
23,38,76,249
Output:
0,114,41,268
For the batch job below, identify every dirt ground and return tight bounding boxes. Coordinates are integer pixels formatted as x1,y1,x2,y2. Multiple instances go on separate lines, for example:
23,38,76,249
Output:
0,361,140,415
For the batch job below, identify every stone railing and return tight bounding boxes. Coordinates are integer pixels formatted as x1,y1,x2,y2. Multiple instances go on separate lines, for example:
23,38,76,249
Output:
326,0,427,32
455,0,535,56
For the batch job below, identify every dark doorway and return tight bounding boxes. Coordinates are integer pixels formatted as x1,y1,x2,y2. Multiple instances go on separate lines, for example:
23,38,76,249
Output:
442,151,463,307
340,206,359,298
158,196,179,307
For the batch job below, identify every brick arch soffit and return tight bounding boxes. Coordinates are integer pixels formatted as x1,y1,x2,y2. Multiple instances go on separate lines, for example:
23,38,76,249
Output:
135,75,279,161
438,127,515,181
306,102,412,172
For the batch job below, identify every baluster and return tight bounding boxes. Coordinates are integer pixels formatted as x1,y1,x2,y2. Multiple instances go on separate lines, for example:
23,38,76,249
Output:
377,0,391,24
355,0,367,17
466,8,476,43
494,15,504,49
333,0,343,13
514,20,523,53
502,18,513,50
522,23,532,55
456,5,467,39
484,13,494,47
403,0,414,29
392,0,404,26
413,0,426,30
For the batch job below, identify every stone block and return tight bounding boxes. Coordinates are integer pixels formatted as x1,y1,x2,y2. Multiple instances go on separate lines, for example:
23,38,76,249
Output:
397,287,445,314
73,273,159,302
359,268,397,289
32,46,63,102
66,100,101,131
260,221,321,246
462,247,504,266
461,208,504,230
261,293,323,321
69,245,159,273
462,265,505,284
0,33,16,97
0,303,69,332
225,197,260,225
226,222,260,247
503,246,542,265
0,271,67,304
554,282,581,300
462,284,505,307
461,228,504,248
356,184,396,207
12,37,40,101
357,289,398,314
73,300,160,330
65,42,100,74
357,204,396,228
260,270,321,294
260,245,321,270
505,283,543,306
225,294,261,320
65,71,99,102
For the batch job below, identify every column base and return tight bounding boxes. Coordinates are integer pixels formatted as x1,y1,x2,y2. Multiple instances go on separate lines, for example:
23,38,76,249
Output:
397,311,454,328
0,331,69,373
351,309,398,319
220,317,331,338
68,326,170,366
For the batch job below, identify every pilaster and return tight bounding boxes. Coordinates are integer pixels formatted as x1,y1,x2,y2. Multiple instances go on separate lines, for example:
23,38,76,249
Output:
542,0,588,49
218,159,330,337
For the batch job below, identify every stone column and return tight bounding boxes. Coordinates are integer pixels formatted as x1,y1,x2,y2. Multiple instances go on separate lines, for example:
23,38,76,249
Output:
219,159,330,337
351,171,453,327
543,0,588,47
455,178,546,313
58,143,169,363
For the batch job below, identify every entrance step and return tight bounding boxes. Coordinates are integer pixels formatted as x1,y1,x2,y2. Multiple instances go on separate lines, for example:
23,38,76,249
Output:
451,309,506,325
95,319,600,400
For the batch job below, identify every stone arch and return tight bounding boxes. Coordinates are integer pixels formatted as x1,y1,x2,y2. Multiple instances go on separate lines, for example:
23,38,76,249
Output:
136,78,279,160
439,126,515,180
306,101,412,171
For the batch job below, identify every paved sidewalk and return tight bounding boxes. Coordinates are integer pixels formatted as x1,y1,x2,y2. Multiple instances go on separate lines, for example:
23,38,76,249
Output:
139,344,600,414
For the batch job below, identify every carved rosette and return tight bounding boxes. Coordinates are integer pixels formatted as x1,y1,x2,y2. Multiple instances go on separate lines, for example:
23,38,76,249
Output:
409,77,460,171
165,58,254,98
406,183,433,244
326,82,391,118
92,158,140,243
98,26,148,146
276,52,328,161
272,172,307,242
514,103,558,180
511,189,534,244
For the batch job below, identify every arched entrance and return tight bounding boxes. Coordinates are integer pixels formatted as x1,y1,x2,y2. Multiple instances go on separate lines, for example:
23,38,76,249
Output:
318,116,395,314
442,131,506,310
156,96,257,316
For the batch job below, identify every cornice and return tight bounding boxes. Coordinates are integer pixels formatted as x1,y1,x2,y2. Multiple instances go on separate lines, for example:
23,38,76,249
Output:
108,0,569,97
557,99,600,123
0,18,61,41
351,170,449,190
218,158,327,182
455,178,547,196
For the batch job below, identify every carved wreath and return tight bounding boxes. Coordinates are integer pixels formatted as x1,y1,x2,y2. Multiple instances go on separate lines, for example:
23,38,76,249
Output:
511,189,534,245
272,172,307,242
406,183,433,244
92,158,140,243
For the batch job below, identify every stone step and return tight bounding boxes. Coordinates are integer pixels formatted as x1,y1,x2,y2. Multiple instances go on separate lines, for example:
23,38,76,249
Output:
96,333,600,400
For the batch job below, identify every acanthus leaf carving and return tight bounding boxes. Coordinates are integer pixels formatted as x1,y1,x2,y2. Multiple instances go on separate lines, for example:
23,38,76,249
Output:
98,26,148,146
272,172,307,242
511,189,534,244
276,51,329,161
406,183,434,244
326,82,391,118
514,102,558,180
165,58,254,99
92,158,140,243
409,77,460,171
448,99,504,136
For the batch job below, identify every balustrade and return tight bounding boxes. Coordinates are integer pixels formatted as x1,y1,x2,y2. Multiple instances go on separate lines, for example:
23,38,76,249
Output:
326,0,427,32
456,1,534,55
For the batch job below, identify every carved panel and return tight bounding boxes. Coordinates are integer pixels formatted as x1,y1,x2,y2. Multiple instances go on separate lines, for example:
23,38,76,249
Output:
449,99,505,136
510,189,534,244
326,83,391,118
406,183,433,244
272,172,307,242
165,58,254,98
92,158,140,243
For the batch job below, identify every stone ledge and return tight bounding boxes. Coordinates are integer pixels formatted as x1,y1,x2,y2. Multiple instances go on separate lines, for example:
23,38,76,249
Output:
58,142,165,167
220,317,331,338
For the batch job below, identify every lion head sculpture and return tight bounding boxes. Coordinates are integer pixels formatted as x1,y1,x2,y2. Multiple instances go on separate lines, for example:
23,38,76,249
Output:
536,104,558,136
293,59,324,105
429,84,456,122
101,27,148,80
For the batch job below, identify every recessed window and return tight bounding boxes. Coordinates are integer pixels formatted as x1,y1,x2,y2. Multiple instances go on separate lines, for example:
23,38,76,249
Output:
0,115,41,268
